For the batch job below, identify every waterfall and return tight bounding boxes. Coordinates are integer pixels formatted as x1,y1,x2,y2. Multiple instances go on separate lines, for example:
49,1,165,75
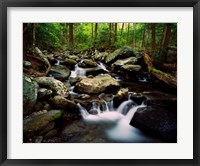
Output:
77,98,154,142
55,60,60,65
98,62,109,72
117,100,134,114
70,64,86,77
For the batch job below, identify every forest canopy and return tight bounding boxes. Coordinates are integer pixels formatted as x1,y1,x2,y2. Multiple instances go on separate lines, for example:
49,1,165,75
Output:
23,23,177,54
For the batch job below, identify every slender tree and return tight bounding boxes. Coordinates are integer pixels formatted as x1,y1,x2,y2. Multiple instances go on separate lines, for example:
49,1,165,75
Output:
151,23,156,51
142,23,146,48
161,23,172,49
126,23,130,44
114,23,118,47
93,23,98,49
69,23,74,51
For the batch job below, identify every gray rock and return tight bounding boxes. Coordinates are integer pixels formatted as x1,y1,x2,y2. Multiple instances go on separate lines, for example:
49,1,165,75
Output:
75,74,120,94
130,106,177,142
23,75,38,115
121,64,141,72
35,77,69,97
111,57,138,69
105,46,135,64
49,65,71,81
50,95,79,112
23,110,63,137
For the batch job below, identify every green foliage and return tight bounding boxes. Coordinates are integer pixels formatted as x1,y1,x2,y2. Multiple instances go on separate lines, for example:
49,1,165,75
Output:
26,23,177,60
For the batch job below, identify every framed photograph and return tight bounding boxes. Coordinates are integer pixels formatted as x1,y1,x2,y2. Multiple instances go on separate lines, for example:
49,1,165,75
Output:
1,0,199,165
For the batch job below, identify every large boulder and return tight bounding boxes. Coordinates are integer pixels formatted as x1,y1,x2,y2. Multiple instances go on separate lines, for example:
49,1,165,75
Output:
121,64,141,73
105,46,135,64
142,91,177,110
49,65,71,81
50,95,79,112
111,57,138,69
64,58,77,67
35,77,69,97
75,74,120,94
23,75,38,115
130,106,177,142
85,67,107,76
78,59,98,68
23,110,63,137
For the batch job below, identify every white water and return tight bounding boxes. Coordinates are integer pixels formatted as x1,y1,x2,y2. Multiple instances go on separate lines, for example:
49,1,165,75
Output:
98,62,109,72
77,99,153,142
70,64,86,77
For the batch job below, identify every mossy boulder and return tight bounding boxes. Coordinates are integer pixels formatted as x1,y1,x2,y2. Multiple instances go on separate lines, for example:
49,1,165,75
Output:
23,110,63,137
23,75,39,115
121,64,141,72
111,57,138,69
49,65,71,81
64,58,77,66
50,95,79,112
105,46,135,64
35,77,69,97
78,59,98,68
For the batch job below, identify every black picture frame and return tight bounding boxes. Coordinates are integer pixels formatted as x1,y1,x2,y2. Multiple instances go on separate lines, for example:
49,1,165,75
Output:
0,0,199,165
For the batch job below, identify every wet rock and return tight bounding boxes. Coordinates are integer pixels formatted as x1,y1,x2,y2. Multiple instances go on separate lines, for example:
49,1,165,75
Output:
64,58,77,66
68,55,79,61
78,59,98,68
113,88,129,107
49,65,71,81
34,136,43,143
43,103,52,111
142,91,177,110
98,93,114,102
111,57,138,69
23,75,38,115
44,129,58,140
69,76,84,86
85,67,107,76
105,46,135,64
23,110,63,137
38,88,52,100
35,77,69,97
121,64,141,72
129,92,146,105
39,121,56,135
75,74,120,94
50,95,79,112
93,52,109,61
130,106,177,142
33,101,43,112
23,60,32,67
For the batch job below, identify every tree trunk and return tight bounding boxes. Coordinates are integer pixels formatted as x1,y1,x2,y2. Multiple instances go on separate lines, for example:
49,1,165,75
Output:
161,23,171,49
23,23,30,57
126,23,130,44
142,24,146,48
114,23,118,47
33,23,36,48
109,23,112,46
93,23,98,50
120,23,124,45
69,23,74,51
142,52,177,88
132,23,136,48
151,23,156,51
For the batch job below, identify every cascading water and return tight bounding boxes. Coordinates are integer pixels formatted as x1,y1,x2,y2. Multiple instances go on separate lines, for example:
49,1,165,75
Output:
70,64,86,77
77,98,155,143
98,62,109,72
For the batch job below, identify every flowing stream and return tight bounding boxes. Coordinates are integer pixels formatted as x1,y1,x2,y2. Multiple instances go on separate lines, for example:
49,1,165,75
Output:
77,98,158,143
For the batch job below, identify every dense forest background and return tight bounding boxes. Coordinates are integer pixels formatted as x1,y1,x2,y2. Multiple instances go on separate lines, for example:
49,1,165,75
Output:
23,23,176,62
